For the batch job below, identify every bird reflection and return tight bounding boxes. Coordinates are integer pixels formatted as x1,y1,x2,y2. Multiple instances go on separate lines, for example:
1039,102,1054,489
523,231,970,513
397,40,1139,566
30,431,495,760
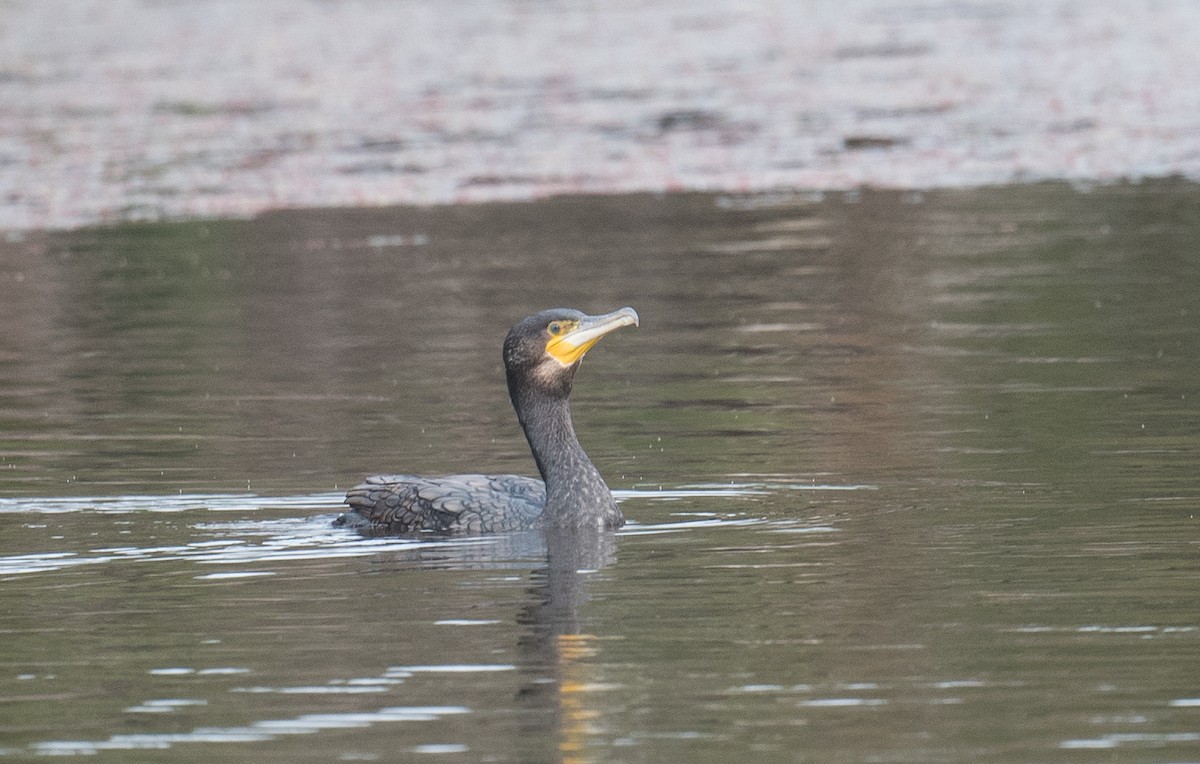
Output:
515,527,617,763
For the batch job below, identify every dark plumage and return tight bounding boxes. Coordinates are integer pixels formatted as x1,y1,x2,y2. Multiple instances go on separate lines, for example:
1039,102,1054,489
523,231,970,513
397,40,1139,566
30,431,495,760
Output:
336,307,639,535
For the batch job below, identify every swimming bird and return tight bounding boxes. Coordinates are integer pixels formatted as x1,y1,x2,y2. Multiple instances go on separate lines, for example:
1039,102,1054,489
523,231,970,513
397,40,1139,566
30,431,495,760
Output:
335,307,639,535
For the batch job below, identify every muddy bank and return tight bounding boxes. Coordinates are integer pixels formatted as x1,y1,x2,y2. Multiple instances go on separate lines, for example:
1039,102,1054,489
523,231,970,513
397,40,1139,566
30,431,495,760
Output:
3,0,1199,230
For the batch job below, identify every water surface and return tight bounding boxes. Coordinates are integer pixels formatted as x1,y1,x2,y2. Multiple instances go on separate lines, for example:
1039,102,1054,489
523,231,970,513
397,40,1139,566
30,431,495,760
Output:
1,182,1198,761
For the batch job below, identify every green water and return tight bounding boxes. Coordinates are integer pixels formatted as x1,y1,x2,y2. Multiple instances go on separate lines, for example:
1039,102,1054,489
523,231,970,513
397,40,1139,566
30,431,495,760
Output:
1,182,1198,761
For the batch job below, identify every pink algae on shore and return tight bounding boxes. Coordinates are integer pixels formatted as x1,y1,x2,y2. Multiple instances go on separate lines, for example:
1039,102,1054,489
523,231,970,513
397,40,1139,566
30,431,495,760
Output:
2,0,1200,230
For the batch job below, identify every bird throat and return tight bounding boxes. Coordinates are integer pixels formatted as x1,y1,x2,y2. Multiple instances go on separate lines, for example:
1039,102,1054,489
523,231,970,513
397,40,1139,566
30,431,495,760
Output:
510,382,619,526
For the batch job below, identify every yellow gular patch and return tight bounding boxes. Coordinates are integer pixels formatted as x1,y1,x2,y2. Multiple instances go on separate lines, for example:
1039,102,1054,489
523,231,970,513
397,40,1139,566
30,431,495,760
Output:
544,320,584,366
543,308,639,367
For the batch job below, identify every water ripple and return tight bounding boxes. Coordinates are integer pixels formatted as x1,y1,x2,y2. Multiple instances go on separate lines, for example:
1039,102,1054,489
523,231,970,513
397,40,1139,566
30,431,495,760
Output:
0,492,346,515
29,705,471,756
0,483,855,577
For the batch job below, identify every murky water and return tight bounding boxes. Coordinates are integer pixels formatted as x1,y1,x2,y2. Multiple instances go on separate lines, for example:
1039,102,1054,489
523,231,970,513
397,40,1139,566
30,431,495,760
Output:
2,182,1199,761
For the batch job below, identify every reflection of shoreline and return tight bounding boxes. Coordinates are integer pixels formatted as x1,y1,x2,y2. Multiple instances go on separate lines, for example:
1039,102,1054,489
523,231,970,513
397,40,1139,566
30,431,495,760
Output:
5,2,1200,230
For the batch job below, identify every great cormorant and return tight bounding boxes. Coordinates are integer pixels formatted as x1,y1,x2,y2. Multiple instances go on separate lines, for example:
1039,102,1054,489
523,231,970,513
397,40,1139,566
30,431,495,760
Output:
335,307,639,534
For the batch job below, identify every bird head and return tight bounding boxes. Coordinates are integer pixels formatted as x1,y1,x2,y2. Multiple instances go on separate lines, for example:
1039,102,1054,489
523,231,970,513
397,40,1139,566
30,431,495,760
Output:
503,307,639,397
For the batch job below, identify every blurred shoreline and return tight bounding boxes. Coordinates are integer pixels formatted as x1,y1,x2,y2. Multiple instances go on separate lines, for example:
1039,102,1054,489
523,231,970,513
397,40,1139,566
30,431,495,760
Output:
3,0,1200,231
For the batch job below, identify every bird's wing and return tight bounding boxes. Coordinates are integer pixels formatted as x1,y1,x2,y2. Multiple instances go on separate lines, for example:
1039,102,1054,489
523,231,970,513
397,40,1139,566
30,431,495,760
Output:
338,474,546,534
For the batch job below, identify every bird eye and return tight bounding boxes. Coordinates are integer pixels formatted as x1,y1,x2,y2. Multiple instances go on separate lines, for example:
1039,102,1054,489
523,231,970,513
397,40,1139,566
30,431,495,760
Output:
548,322,562,335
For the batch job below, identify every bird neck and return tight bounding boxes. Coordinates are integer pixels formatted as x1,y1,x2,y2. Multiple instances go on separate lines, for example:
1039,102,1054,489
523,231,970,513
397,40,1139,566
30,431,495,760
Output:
510,383,621,527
